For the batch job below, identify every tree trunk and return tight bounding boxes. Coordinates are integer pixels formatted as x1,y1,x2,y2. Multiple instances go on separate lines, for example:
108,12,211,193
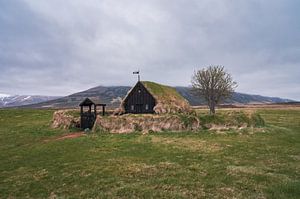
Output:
211,104,215,115
209,101,216,115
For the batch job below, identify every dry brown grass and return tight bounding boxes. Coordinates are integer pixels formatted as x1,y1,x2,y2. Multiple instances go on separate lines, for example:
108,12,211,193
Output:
150,136,223,152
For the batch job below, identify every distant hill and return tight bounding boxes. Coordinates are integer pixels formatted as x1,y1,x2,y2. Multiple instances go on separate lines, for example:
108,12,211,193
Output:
0,95,60,108
21,85,295,109
23,86,131,109
175,87,294,106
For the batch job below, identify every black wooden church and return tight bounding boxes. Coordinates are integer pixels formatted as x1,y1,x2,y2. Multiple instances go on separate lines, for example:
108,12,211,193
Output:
123,81,156,114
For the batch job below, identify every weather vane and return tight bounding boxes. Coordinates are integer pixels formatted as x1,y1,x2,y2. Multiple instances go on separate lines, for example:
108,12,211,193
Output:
133,70,140,82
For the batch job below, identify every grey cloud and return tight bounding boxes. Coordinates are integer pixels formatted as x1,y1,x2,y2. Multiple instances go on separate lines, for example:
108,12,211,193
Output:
0,0,299,100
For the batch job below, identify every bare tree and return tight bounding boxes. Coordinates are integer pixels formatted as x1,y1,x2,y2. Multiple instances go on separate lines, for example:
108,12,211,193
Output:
191,66,237,114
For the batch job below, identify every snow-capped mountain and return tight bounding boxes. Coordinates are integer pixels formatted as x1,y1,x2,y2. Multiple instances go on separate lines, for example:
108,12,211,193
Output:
0,93,10,98
0,94,60,108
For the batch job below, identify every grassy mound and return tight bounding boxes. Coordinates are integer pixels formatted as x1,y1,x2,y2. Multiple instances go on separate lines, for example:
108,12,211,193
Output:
51,110,80,129
198,111,265,129
53,109,265,133
94,114,200,133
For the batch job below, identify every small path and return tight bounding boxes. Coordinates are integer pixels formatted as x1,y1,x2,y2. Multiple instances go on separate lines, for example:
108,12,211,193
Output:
55,132,85,141
44,132,85,142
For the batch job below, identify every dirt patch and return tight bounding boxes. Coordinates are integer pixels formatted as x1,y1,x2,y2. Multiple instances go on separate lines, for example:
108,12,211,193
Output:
44,132,85,142
55,132,85,140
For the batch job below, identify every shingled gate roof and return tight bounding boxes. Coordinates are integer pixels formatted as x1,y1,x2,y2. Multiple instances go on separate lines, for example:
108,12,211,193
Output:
79,97,105,106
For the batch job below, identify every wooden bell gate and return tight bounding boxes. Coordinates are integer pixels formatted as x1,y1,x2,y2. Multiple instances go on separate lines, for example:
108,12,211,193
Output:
79,98,106,130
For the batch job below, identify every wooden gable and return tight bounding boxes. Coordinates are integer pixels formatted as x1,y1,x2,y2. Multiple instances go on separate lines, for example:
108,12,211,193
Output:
124,82,156,114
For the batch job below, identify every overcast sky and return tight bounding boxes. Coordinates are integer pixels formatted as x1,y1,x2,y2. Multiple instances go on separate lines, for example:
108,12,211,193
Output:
0,0,299,100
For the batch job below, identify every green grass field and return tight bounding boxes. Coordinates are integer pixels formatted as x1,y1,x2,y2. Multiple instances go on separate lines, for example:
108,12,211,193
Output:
0,108,299,198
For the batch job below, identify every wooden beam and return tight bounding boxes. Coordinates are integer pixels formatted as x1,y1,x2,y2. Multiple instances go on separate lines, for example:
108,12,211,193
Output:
102,105,105,116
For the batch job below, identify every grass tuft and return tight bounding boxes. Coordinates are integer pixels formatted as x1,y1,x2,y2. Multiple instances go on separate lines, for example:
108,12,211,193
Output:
267,181,300,199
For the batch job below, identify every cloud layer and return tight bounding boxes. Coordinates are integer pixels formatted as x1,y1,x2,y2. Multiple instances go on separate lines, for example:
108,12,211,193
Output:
0,0,299,100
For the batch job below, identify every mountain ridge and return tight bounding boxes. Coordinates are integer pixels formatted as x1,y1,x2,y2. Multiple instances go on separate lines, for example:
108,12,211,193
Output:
0,95,61,108
11,85,295,109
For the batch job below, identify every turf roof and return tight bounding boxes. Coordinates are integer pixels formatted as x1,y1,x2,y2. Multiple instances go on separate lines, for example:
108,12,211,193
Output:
141,81,187,103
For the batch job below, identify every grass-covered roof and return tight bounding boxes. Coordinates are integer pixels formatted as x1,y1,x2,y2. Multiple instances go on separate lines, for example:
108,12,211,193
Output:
142,81,191,114
140,81,187,103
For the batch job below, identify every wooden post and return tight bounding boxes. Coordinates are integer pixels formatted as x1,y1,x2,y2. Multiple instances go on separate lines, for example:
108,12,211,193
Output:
94,105,97,116
89,105,91,113
102,105,105,116
80,106,83,115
